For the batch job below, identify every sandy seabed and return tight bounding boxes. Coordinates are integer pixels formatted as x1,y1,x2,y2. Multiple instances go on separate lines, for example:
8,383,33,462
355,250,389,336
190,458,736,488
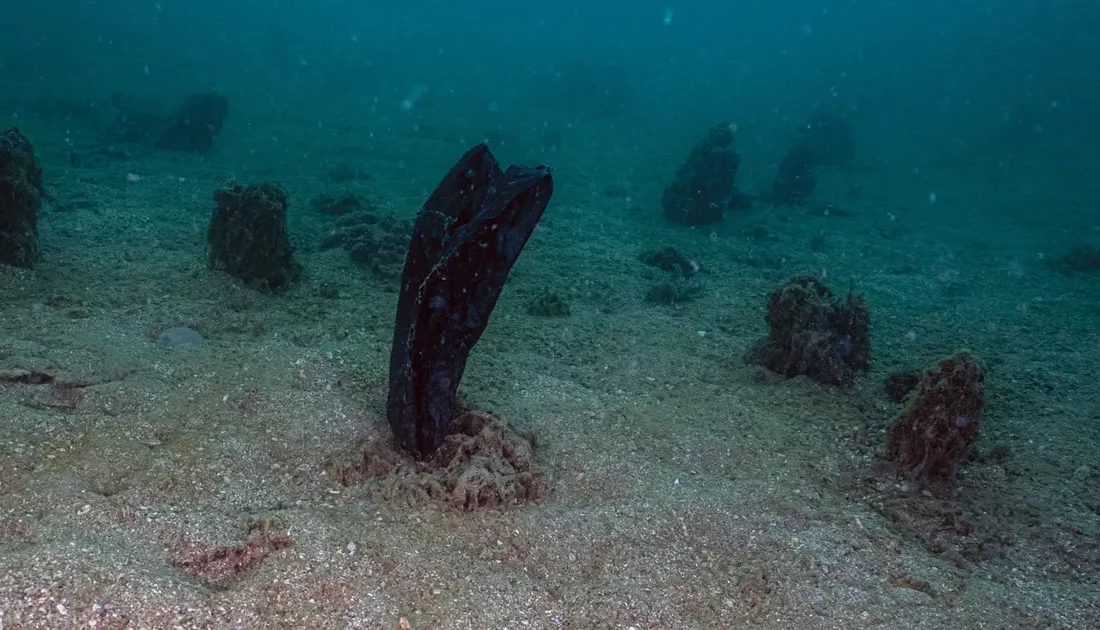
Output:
1,93,1099,629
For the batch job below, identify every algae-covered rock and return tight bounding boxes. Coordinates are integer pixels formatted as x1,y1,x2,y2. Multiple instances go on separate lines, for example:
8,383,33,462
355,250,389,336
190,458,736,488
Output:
662,123,743,226
0,127,44,268
207,183,298,291
887,352,985,484
745,274,870,386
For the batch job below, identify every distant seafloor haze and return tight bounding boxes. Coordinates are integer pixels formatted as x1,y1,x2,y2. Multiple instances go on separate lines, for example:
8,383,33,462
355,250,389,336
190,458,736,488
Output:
5,0,1097,161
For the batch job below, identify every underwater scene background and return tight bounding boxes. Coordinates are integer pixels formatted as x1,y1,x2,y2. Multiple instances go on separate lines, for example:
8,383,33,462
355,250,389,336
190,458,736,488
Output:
1,0,1098,627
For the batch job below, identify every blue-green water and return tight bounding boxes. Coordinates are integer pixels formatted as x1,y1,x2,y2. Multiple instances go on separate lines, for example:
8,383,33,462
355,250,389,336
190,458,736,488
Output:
0,1,1098,628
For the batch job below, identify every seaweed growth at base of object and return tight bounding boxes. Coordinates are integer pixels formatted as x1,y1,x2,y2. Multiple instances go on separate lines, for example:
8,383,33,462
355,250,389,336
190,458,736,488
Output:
332,410,550,512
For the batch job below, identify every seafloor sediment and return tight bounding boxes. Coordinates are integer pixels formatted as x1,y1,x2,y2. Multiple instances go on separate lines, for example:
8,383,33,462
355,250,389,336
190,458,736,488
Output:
1,88,1098,629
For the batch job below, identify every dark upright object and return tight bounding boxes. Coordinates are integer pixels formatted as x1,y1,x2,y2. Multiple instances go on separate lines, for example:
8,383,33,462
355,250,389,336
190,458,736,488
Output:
745,275,870,387
157,92,229,152
207,183,297,291
661,123,741,226
887,352,985,484
0,128,44,268
387,144,553,459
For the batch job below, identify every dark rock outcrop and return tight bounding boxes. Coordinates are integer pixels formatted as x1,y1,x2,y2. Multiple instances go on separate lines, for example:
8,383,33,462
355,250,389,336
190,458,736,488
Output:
746,275,870,386
886,352,985,484
207,183,298,291
0,128,44,268
662,123,744,226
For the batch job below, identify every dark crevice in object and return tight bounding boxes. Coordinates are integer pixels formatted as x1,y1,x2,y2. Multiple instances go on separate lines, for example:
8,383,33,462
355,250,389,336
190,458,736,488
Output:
0,127,44,268
387,144,554,459
640,247,700,278
662,123,745,226
156,91,229,153
886,352,985,485
207,183,299,292
745,274,870,386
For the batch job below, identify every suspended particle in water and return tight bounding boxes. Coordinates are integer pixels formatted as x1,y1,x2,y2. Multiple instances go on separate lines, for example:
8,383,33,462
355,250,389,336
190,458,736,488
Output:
663,9,674,26
802,24,813,36
928,192,937,204
488,102,498,113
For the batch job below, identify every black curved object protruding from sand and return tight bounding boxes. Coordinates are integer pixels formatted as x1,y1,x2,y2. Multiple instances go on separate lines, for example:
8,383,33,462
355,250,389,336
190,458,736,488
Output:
387,144,554,459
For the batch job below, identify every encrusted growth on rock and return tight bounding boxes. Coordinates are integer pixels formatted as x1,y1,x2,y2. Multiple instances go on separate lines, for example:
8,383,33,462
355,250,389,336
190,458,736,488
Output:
746,275,870,386
886,352,986,484
207,183,298,291
0,127,44,268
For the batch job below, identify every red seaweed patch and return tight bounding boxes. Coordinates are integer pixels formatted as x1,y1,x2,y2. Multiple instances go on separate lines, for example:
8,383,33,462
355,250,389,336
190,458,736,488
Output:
170,519,292,589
